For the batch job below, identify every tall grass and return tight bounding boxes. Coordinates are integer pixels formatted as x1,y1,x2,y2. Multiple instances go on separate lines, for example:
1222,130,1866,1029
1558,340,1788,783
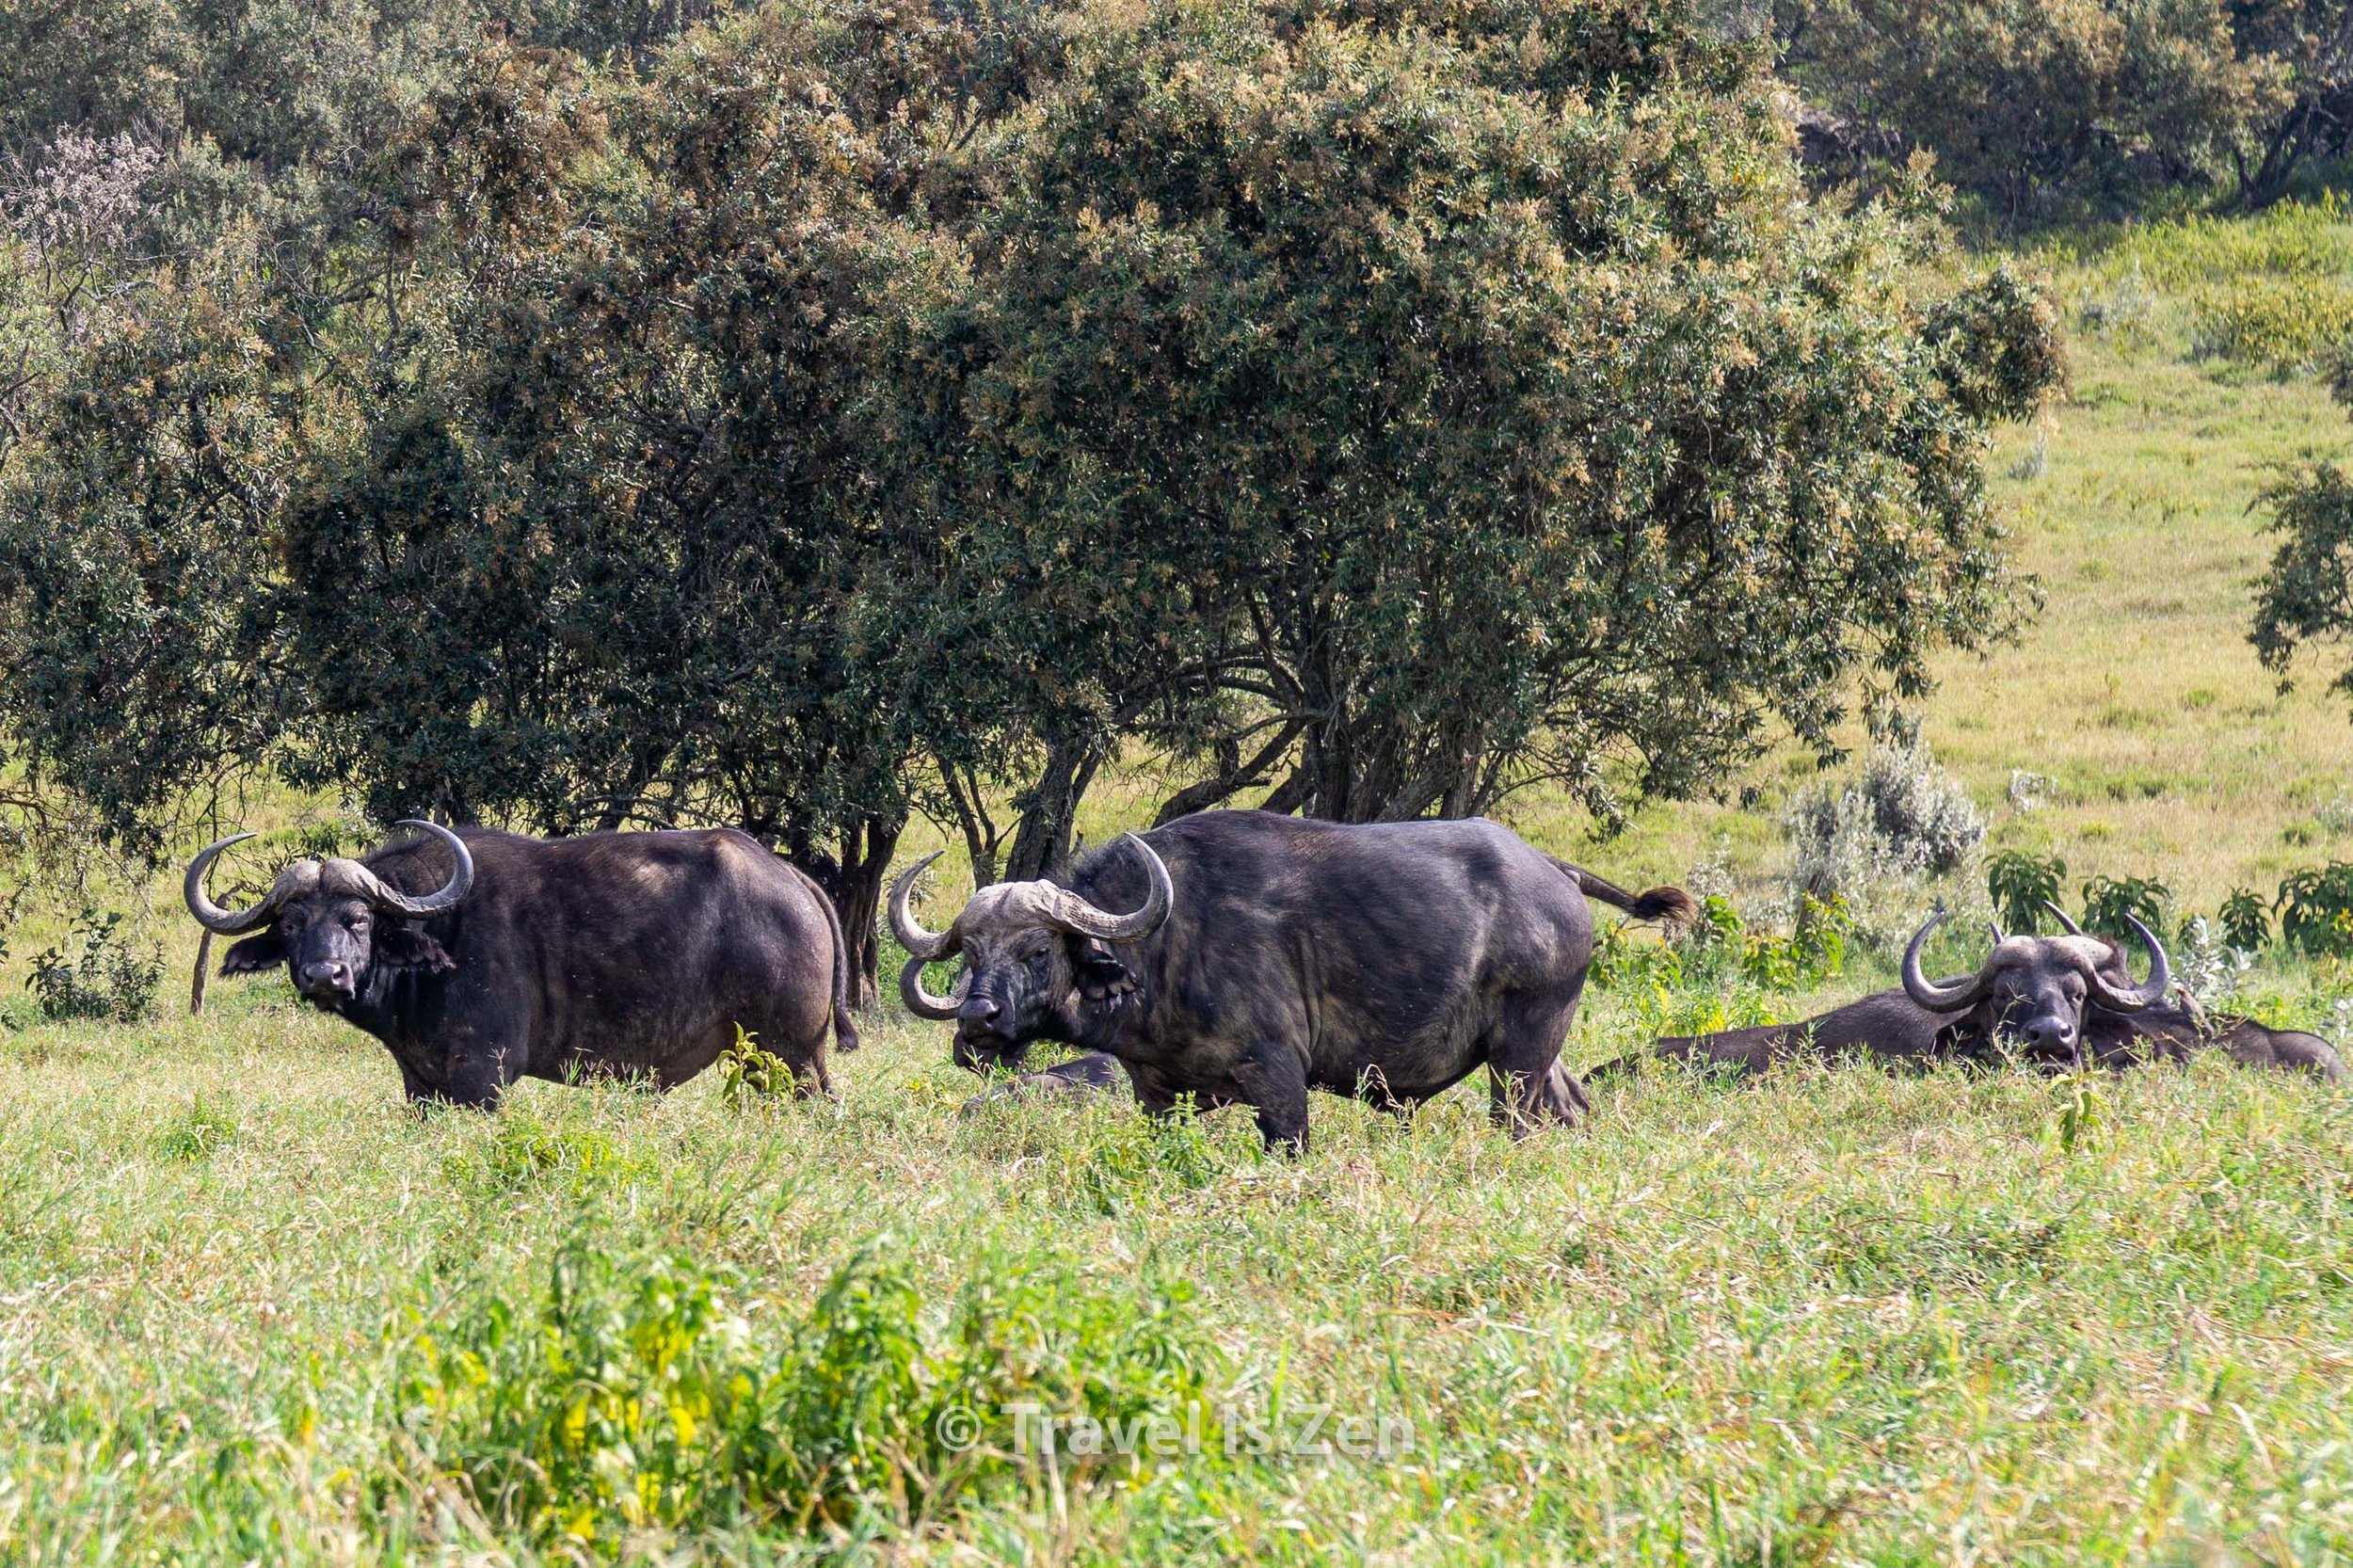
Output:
0,965,2346,1561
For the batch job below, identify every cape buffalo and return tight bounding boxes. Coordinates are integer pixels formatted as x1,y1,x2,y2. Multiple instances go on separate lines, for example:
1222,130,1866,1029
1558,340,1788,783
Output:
1594,903,2343,1082
888,809,1696,1151
185,822,857,1108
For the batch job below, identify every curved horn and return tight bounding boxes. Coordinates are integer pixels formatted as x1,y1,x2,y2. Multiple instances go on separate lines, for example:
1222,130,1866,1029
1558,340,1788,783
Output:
2042,901,2086,936
1987,918,2006,946
888,851,958,961
358,821,474,918
1900,910,1988,1013
1044,834,1173,943
899,954,966,1020
184,832,278,934
2086,913,2171,1014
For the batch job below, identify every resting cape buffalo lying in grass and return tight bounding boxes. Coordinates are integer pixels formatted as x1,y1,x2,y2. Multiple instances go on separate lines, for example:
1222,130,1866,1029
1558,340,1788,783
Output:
891,809,1695,1151
187,823,857,1108
1593,903,2343,1082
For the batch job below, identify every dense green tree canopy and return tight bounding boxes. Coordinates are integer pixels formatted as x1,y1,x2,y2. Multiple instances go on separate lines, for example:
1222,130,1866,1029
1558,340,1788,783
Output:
0,0,2056,961
877,0,2057,868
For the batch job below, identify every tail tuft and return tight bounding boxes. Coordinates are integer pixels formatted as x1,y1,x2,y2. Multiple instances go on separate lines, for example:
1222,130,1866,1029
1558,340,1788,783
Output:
1627,886,1699,935
1551,855,1699,935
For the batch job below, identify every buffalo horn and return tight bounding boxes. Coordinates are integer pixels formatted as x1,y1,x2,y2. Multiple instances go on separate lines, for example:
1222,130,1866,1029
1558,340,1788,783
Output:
1042,834,1173,943
1900,910,1987,1013
2042,901,2087,936
184,832,275,934
2085,914,2171,1014
899,954,967,1020
356,821,474,918
888,851,958,961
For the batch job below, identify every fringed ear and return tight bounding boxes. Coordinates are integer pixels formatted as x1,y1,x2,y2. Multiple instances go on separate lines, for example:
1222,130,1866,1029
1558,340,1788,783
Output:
221,933,287,975
375,925,456,974
1932,998,2004,1061
1073,938,1139,1004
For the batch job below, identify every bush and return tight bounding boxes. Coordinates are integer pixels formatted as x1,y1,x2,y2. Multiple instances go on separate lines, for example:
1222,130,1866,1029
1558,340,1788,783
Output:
396,1238,1219,1548
2218,887,2272,950
1778,0,2266,222
444,1114,644,1200
1987,848,2067,934
1676,893,1858,991
1787,744,1988,910
2189,278,2353,371
718,1024,799,1108
2175,915,2252,1008
25,906,161,1022
2079,873,2170,937
2276,862,2353,955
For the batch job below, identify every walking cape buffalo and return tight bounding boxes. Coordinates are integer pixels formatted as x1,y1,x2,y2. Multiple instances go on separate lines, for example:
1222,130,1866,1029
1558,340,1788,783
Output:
1595,902,2344,1082
185,822,858,1107
888,809,1696,1150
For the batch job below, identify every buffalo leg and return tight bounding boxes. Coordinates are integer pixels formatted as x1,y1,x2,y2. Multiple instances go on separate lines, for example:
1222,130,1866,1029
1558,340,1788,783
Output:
433,1027,529,1111
792,1050,836,1101
1234,1040,1311,1156
1486,986,1589,1138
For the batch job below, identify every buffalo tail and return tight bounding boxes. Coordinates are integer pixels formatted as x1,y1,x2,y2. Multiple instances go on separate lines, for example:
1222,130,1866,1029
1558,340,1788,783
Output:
791,865,862,1053
1548,856,1698,934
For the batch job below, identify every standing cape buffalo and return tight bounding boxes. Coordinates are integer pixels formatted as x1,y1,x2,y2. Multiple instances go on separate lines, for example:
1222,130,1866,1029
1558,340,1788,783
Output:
1594,903,2343,1081
888,809,1696,1150
185,822,858,1107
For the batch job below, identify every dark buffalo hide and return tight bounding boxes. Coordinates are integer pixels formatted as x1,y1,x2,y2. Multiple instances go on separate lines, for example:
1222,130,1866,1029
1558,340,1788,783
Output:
1594,930,2343,1084
191,825,856,1108
892,809,1694,1151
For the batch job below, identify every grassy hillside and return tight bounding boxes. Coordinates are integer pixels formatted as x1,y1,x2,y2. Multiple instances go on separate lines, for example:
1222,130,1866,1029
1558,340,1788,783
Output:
2,212,2352,1562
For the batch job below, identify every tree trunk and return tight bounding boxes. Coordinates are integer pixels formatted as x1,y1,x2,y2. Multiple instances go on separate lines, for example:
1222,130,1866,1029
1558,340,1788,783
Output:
936,752,1005,888
786,813,902,1011
1004,740,1099,881
1151,719,1306,826
189,929,213,1016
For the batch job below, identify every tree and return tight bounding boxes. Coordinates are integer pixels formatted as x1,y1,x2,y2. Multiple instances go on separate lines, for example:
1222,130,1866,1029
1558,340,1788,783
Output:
1777,0,2278,220
2253,454,2353,699
2228,0,2353,207
873,0,2059,873
280,9,1073,995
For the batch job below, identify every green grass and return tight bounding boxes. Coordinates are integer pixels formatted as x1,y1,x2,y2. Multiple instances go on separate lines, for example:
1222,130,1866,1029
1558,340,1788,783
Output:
1,979,2348,1563
10,208,2353,1560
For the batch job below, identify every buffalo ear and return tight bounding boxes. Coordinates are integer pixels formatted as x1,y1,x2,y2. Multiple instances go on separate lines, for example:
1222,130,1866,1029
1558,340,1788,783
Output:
1072,938,1138,1002
220,933,287,975
376,925,456,974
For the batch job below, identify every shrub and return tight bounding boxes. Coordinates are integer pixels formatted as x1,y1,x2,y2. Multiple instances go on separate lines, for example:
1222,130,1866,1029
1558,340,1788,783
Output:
2079,873,2170,938
2218,887,2272,950
25,906,161,1022
2175,916,2252,1008
1778,0,2265,222
445,1114,642,1200
1787,744,1987,919
396,1238,1219,1548
1677,893,1857,991
1069,1107,1240,1216
1987,849,2067,934
2277,862,2353,955
156,1095,236,1162
718,1024,798,1108
2188,279,2353,371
